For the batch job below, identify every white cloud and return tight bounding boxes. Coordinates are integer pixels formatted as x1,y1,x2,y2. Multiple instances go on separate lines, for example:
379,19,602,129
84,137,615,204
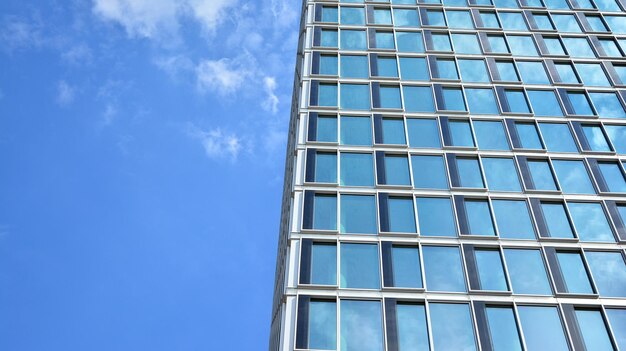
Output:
0,15,44,51
154,55,194,80
262,76,279,114
196,56,252,95
102,104,118,125
187,0,236,34
56,80,76,106
61,44,93,65
189,125,242,161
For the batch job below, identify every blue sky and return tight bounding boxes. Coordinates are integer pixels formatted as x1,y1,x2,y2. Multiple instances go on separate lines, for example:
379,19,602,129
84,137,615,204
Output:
0,1,298,349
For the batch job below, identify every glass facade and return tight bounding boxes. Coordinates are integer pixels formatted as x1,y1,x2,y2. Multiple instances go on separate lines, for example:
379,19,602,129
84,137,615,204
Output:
271,0,626,350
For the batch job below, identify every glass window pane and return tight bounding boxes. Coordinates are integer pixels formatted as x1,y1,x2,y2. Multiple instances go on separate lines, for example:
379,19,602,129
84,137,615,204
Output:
427,10,446,26
399,57,429,80
429,303,477,351
457,158,484,188
376,57,398,77
314,194,337,230
539,124,577,152
447,10,474,29
557,252,594,294
341,29,367,50
341,84,370,110
493,200,535,239
416,198,457,237
341,153,374,186
517,61,550,84
563,37,595,58
586,252,626,297
396,304,430,351
508,36,539,56
321,6,338,22
393,9,420,27
341,116,372,145
575,310,613,351
466,88,499,114
316,116,337,142
320,54,338,75
452,33,482,54
576,63,611,87
595,0,621,11
449,120,474,147
432,33,452,51
315,152,338,183
385,155,411,185
341,55,369,78
599,162,626,192
568,203,614,242
568,91,595,116
552,160,595,194
340,195,377,234
376,32,395,49
436,58,459,79
483,158,521,192
494,0,519,7
465,199,496,235
392,246,423,288
500,12,528,30
442,88,467,111
496,61,519,82
311,243,337,285
552,14,581,32
319,83,338,106
340,300,384,351
544,37,567,55
589,92,626,119
505,90,530,113
423,246,466,292
527,90,563,117
488,35,510,53
481,12,501,28
380,86,402,109
518,306,569,351
586,16,608,32
486,307,523,351
541,202,574,238
341,7,365,25
504,249,552,294
407,118,441,148
528,160,558,190
374,8,392,24
309,300,337,350
475,250,508,291
582,125,611,151
458,59,490,83
474,121,509,150
321,29,338,47
388,197,417,233
606,125,626,154
381,118,405,144
607,309,626,350
533,14,554,30
397,32,425,53
412,155,448,189
516,123,543,149
340,243,380,288
555,63,580,84
403,86,435,112
600,39,622,57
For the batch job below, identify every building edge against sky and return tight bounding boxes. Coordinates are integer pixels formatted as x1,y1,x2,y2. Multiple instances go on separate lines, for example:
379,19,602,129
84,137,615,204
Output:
270,0,626,350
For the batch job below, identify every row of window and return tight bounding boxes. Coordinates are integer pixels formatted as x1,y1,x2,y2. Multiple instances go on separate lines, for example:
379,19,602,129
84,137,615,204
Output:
313,53,626,89
314,27,626,59
319,0,625,12
303,191,626,242
296,296,626,351
310,81,626,118
308,114,626,154
315,4,626,34
299,240,626,298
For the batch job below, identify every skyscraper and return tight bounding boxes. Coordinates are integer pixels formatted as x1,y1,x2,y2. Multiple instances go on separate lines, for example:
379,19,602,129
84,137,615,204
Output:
270,0,626,349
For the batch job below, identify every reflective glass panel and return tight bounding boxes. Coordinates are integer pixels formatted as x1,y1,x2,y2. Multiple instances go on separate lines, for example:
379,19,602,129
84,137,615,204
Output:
458,59,490,83
568,203,614,242
381,118,405,144
457,158,484,188
465,199,496,235
388,197,417,233
313,194,337,230
466,88,499,114
575,310,613,351
486,307,523,351
475,250,508,291
340,195,377,234
539,123,577,152
340,244,380,288
557,252,594,294
407,118,441,147
586,252,626,297
552,160,595,194
483,158,521,192
589,92,626,118
527,90,563,116
396,304,430,351
504,249,552,294
399,57,429,80
599,162,626,192
449,120,474,147
582,125,611,151
517,61,550,84
516,123,543,149
412,155,448,189
341,116,372,145
528,159,557,190
340,153,374,186
607,309,626,350
340,30,367,50
403,86,435,112
518,306,569,351
416,198,457,237
309,300,337,350
429,304,476,351
385,154,411,185
315,152,337,183
423,246,466,292
340,300,384,351
311,243,337,285
341,55,369,78
541,202,574,238
493,200,535,239
341,84,370,110
392,246,423,288
474,121,509,150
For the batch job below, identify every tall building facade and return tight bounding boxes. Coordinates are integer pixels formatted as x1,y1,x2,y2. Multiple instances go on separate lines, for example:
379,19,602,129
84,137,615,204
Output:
270,0,626,349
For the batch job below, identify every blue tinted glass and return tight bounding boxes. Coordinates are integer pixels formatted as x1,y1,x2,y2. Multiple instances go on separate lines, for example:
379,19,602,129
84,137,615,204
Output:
575,310,613,351
505,90,530,113
576,64,610,86
374,9,392,24
533,14,554,30
481,12,500,28
341,30,367,50
452,34,482,54
568,92,594,115
429,304,476,350
466,88,499,114
396,304,430,351
315,152,337,183
493,200,535,239
528,160,557,190
504,249,552,294
423,247,466,292
447,10,474,29
600,39,622,57
563,37,595,58
375,32,395,49
311,243,337,285
377,57,398,77
557,252,594,293
340,244,380,288
486,307,523,351
586,16,608,32
516,123,543,149
607,309,626,350
552,161,595,194
321,29,338,47
508,36,539,56
341,7,365,25
582,126,611,151
403,86,435,112
516,61,549,84
382,119,405,144
475,250,508,291
393,9,420,27
448,120,474,147
341,116,372,145
615,65,626,84
527,90,563,116
466,200,496,235
437,59,459,79
407,119,441,147
385,155,411,185
380,86,402,109
427,10,446,26
488,35,510,53
321,7,338,22
309,301,337,349
545,0,570,7
400,57,429,80
320,55,338,75
483,158,521,192
595,0,621,10
586,252,626,297
599,162,626,192
442,88,466,111
318,83,338,106
568,203,614,241
340,195,376,234
606,125,626,154
544,37,567,55
432,33,452,51
341,55,369,78
590,93,626,118
412,155,448,189
555,63,580,84
494,0,519,7
314,194,337,230
396,32,425,52
341,84,370,110
539,123,577,152
457,158,484,187
316,116,337,142
341,153,374,186
392,247,422,288
458,59,490,82
496,61,519,81
552,14,581,32
500,12,527,30
341,300,383,351
518,306,569,351
474,121,509,150
389,197,417,233
416,198,457,237
541,202,574,238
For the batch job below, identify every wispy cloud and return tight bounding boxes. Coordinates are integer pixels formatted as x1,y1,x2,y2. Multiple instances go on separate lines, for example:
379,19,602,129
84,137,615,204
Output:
56,80,76,106
262,76,279,114
0,14,44,52
195,55,253,95
102,103,118,126
188,124,243,161
61,44,93,66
